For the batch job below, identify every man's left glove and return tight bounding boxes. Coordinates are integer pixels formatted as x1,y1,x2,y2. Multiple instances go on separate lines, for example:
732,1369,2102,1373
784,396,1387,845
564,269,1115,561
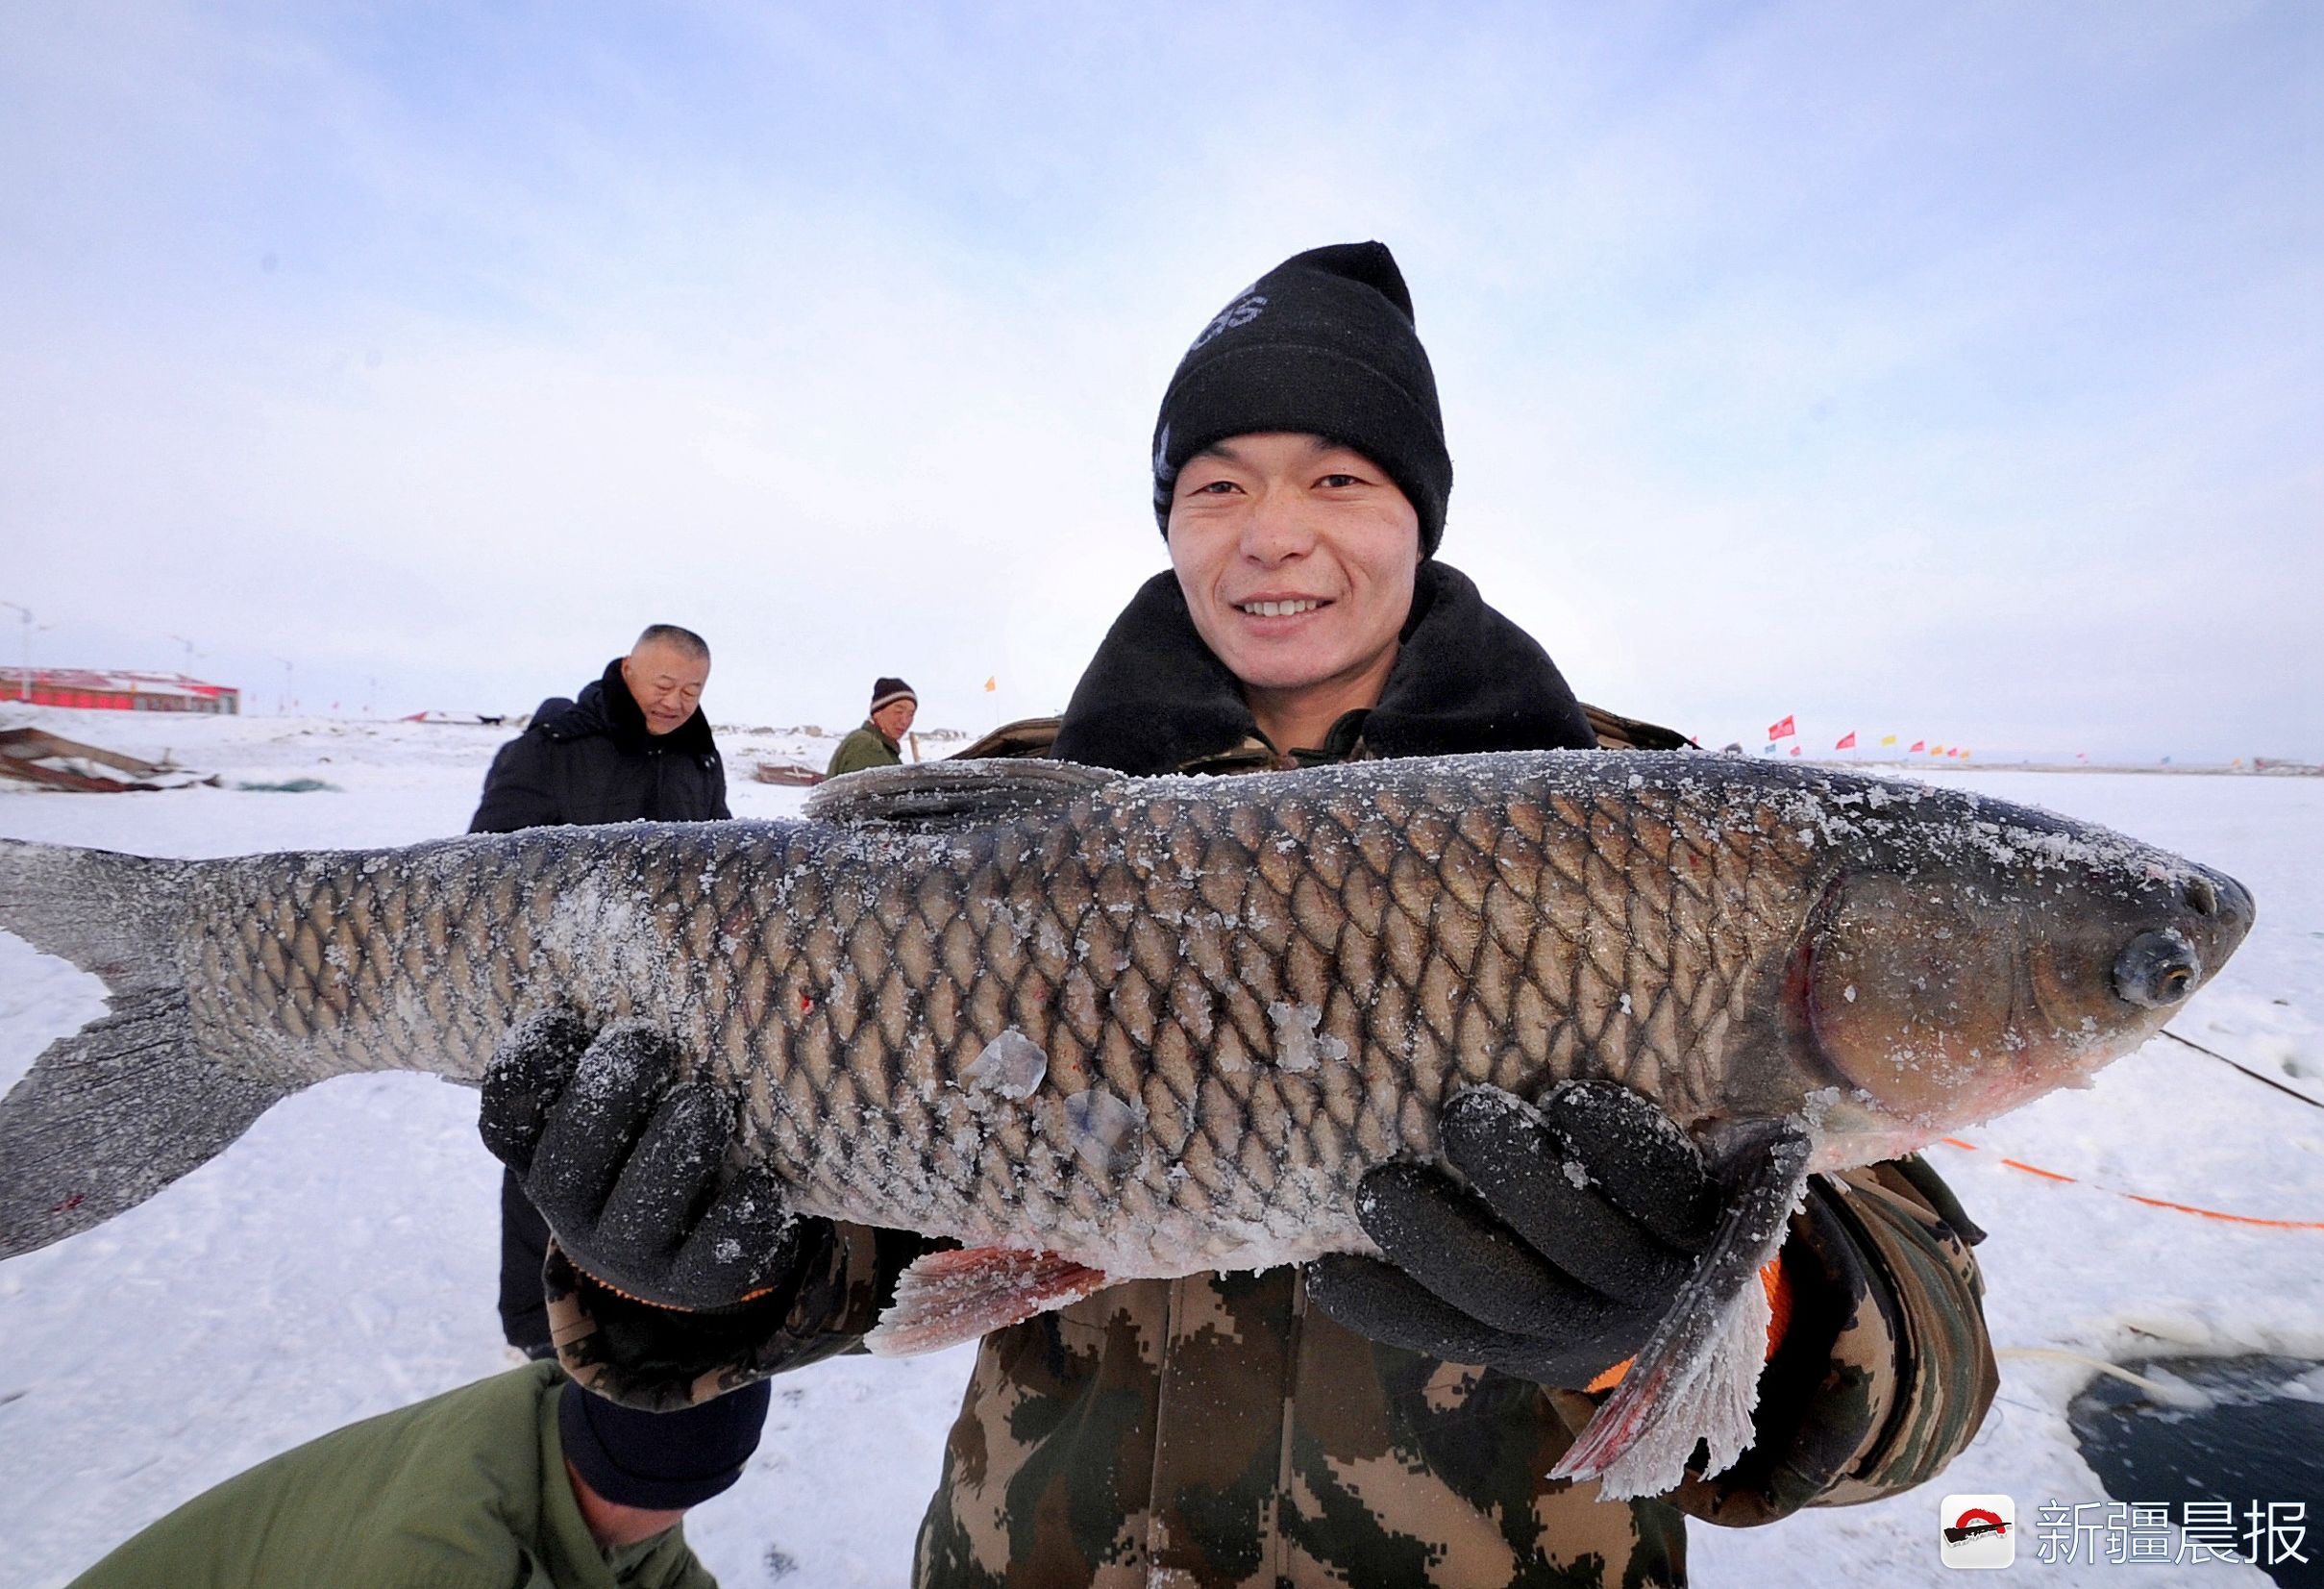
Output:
1308,1080,1718,1390
480,1007,810,1312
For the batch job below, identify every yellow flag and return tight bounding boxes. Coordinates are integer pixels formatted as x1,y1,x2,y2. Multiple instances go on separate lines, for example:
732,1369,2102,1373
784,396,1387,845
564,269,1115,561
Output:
1880,734,1897,746
983,676,997,692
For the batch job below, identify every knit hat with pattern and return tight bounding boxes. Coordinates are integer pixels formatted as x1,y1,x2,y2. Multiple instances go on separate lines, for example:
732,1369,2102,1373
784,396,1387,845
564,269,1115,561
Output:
1151,241,1451,556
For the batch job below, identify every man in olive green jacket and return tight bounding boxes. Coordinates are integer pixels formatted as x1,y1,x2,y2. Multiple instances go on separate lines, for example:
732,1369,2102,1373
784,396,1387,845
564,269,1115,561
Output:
67,1361,764,1589
487,242,1996,1586
827,676,918,777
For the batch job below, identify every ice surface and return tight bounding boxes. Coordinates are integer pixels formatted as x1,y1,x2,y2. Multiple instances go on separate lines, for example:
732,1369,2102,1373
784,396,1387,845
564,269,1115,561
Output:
0,713,2314,1586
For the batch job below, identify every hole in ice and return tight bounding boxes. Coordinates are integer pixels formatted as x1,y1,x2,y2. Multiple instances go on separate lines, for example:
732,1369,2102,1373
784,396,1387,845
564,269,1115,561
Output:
2068,1354,2324,1588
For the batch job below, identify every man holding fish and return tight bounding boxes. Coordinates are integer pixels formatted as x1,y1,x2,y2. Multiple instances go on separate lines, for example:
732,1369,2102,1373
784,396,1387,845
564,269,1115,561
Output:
490,243,2003,1585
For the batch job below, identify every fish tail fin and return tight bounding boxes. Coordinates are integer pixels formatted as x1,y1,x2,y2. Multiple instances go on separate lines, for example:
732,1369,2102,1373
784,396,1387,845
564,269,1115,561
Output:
1550,1120,1815,1500
0,838,288,1259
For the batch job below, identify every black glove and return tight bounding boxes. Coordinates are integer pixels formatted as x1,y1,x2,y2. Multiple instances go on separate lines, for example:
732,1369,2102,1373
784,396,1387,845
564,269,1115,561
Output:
1308,1080,1718,1389
480,1008,812,1312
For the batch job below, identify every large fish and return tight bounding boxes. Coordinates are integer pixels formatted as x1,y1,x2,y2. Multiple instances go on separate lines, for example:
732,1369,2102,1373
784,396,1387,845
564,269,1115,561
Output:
0,753,2253,1495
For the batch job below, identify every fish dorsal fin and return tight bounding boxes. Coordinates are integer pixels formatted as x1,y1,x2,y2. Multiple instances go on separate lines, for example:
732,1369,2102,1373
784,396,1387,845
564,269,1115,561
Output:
804,757,1125,827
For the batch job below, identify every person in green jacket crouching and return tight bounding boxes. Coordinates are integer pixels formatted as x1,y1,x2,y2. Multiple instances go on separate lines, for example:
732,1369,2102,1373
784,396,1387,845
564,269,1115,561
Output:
67,1360,767,1589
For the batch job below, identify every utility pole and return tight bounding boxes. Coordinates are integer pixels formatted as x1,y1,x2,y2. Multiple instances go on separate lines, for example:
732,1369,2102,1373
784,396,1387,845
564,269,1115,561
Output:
275,656,296,716
167,633,201,676
0,602,30,700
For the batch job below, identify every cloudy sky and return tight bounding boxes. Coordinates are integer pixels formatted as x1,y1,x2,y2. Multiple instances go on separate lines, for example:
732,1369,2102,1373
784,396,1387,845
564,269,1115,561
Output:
4,2,2316,761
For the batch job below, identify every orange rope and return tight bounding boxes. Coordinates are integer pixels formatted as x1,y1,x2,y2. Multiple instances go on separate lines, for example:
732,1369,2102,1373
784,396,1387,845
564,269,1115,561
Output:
1934,1138,2324,1230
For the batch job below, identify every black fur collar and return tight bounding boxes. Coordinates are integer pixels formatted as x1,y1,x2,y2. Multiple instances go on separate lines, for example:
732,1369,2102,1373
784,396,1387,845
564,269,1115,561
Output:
1051,561,1594,776
540,658,716,757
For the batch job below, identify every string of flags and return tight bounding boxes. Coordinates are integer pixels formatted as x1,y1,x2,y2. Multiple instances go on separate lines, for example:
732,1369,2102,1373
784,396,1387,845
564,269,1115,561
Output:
1763,714,1969,759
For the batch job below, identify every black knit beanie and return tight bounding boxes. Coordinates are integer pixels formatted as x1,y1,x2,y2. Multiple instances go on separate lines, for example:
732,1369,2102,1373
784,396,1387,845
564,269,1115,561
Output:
870,677,916,712
558,1377,773,1511
1151,240,1451,556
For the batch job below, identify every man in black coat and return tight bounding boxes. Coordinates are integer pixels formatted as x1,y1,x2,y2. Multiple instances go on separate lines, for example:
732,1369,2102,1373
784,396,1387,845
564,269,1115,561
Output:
469,626,729,837
470,622,730,1355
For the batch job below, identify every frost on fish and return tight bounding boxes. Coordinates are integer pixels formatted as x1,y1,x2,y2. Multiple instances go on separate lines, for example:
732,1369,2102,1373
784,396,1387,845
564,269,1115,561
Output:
963,1029,1047,1099
1063,1086,1146,1176
1267,1000,1347,1073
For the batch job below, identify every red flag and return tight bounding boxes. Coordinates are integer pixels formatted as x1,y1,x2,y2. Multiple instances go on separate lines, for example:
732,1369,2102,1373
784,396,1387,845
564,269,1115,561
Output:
1788,745,1802,757
1909,740,1925,753
1768,715,1795,741
1945,748,1960,757
1835,732,1857,750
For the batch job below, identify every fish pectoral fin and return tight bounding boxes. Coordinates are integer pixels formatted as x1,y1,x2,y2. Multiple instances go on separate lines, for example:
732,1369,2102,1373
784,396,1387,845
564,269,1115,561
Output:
1548,1117,1816,1501
804,758,1124,828
861,1247,1110,1356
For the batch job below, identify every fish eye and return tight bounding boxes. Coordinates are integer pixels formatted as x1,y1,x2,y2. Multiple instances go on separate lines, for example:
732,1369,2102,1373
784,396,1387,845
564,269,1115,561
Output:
2113,930,2201,1009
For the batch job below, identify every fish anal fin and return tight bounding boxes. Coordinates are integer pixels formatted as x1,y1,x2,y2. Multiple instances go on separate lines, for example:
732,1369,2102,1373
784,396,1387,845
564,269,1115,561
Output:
862,1247,1109,1356
804,758,1123,828
1549,1119,1815,1500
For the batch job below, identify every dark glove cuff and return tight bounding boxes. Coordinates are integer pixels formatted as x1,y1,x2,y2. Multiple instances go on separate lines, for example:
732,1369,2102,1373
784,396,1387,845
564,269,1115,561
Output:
547,1218,909,1410
545,1242,809,1410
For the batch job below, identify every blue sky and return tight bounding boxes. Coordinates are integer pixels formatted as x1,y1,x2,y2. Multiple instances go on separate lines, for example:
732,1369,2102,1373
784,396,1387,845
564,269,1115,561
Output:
3,1,2316,759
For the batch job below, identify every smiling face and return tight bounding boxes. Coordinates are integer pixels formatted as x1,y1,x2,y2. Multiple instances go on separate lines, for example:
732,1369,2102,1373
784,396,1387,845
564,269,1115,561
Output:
1167,433,1422,753
619,639,710,736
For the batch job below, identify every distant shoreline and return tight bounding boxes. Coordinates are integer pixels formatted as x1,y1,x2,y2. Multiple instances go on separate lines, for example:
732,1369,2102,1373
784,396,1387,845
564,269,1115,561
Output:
1789,759,2322,778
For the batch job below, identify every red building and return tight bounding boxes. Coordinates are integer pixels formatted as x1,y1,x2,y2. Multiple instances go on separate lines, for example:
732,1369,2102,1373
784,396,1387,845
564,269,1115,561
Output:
9,668,241,714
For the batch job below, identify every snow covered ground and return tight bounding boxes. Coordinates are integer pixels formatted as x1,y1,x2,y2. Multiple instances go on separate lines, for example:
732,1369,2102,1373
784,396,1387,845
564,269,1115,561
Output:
1,709,2316,1587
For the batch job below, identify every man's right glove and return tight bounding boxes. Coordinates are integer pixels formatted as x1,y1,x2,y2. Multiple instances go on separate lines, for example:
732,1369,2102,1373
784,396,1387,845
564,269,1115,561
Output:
480,1008,814,1313
1307,1080,1721,1390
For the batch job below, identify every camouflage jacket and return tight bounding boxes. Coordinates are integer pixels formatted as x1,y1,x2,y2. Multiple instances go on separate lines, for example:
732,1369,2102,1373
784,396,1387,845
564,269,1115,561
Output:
552,564,1997,1586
